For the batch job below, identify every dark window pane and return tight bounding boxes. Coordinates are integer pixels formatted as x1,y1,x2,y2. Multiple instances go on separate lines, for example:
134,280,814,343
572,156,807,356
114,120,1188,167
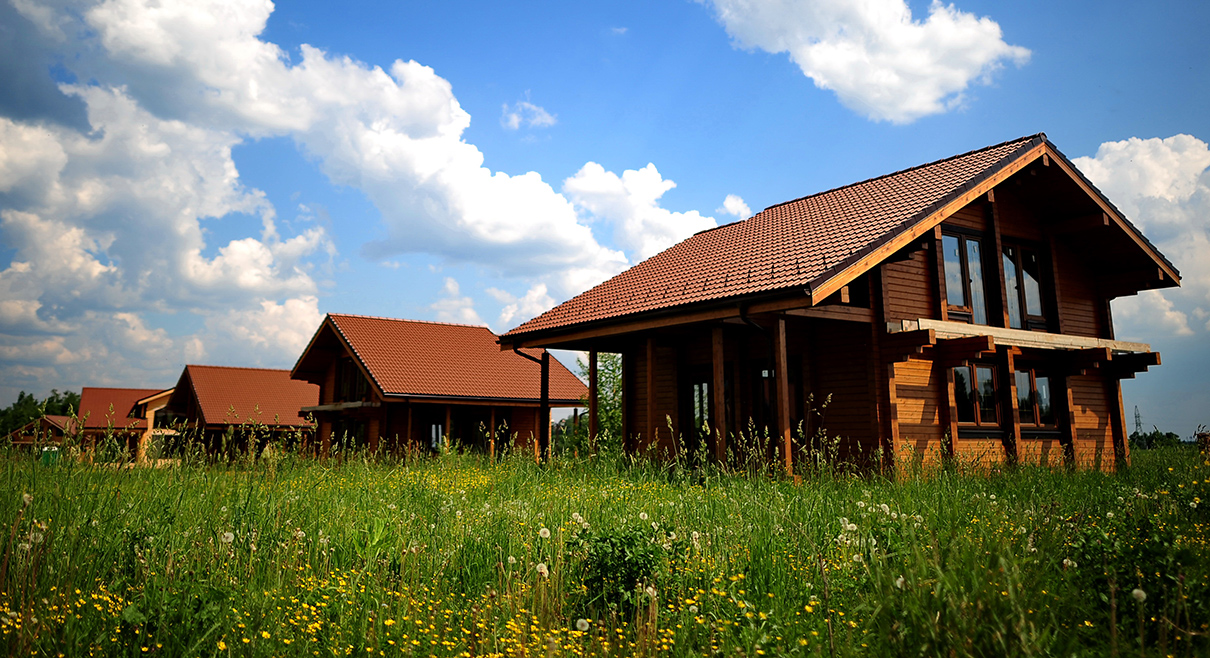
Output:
1022,250,1044,317
1035,375,1053,425
1004,246,1022,329
943,235,966,307
966,239,988,325
1015,370,1034,424
953,366,975,423
976,365,998,425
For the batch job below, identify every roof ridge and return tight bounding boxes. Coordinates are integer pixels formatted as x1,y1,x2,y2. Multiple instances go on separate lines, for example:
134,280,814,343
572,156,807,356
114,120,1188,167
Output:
760,133,1046,214
328,312,494,332
185,364,292,373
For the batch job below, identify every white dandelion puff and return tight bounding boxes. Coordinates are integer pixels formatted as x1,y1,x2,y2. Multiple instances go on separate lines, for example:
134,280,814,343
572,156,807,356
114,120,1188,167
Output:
576,618,590,632
221,532,234,544
1132,588,1146,603
539,527,551,539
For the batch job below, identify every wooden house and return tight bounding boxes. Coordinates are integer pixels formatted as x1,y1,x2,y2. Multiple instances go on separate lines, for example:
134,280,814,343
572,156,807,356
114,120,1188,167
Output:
290,314,586,455
498,134,1178,473
164,365,318,451
3,415,78,449
79,386,174,460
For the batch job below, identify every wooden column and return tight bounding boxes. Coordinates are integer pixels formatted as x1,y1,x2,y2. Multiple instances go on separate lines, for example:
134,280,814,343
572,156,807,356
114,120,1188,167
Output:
489,406,496,461
1062,380,1078,468
774,316,793,477
445,404,452,450
1003,348,1022,466
588,350,599,447
539,350,550,461
711,326,727,462
646,337,656,449
942,365,958,462
1109,379,1130,470
986,193,1010,328
621,350,630,451
933,226,949,322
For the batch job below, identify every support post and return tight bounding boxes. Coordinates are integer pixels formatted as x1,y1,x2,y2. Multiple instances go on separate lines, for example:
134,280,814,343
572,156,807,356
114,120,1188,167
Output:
445,404,452,451
405,403,413,454
774,316,793,478
712,326,727,463
646,337,656,450
1109,378,1130,470
540,350,550,461
588,350,599,450
1003,348,1022,466
489,406,496,462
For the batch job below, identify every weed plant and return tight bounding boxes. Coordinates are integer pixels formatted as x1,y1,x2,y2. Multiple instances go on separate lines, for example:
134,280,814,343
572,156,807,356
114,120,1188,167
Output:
0,423,1207,657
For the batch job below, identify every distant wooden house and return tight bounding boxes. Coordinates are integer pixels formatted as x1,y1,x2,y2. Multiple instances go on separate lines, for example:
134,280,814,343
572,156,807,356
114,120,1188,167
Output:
499,134,1177,473
290,314,586,455
79,387,174,460
164,365,318,451
3,415,78,448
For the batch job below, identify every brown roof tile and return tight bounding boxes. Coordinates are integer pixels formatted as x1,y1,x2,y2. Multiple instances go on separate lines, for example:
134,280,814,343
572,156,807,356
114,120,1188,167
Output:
177,365,318,427
504,134,1043,338
317,314,586,402
79,387,163,430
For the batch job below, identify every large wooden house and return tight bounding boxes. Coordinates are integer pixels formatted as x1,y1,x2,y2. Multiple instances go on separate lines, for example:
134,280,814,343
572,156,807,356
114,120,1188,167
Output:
499,134,1179,473
290,314,586,455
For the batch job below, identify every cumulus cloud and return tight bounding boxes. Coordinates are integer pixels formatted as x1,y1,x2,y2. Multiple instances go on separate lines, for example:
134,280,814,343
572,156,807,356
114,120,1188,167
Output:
717,193,751,219
431,278,487,326
564,163,717,261
501,98,557,130
699,0,1030,123
1074,135,1210,339
488,283,557,328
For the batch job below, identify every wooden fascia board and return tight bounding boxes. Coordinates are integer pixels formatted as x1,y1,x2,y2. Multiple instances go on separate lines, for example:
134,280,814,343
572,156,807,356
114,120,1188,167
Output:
1041,143,1181,286
385,395,584,408
807,142,1050,306
500,293,813,349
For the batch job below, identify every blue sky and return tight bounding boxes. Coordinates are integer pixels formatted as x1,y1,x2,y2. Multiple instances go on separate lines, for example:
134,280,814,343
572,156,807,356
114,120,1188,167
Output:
1,0,1208,435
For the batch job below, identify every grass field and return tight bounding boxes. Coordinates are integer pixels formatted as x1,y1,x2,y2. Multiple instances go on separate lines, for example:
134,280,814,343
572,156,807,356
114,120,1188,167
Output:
1,441,1207,657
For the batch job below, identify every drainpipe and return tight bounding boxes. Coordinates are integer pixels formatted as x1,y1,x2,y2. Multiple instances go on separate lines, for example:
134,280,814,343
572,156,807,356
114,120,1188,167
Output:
514,348,550,461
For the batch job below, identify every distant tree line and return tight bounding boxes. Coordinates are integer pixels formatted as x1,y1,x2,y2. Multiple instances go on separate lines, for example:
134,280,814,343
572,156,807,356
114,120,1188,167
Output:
0,390,81,436
1129,425,1183,450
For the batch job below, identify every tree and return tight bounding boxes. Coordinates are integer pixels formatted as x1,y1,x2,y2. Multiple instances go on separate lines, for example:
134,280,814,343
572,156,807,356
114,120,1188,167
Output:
0,389,81,436
1129,425,1182,450
556,353,623,455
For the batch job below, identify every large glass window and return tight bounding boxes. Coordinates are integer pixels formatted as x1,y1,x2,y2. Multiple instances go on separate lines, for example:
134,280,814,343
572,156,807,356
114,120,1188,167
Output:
336,356,371,402
1015,368,1055,427
942,233,989,325
952,364,999,428
1003,244,1047,330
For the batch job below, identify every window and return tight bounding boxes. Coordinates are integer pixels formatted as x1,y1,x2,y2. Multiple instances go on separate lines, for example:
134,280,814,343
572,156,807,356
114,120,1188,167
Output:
1003,244,1047,330
953,364,999,427
691,381,710,432
942,233,989,325
336,356,370,402
1014,369,1055,427
430,423,445,450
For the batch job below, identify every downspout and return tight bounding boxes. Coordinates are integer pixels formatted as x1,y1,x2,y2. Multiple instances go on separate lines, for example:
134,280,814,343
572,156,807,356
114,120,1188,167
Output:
514,348,550,462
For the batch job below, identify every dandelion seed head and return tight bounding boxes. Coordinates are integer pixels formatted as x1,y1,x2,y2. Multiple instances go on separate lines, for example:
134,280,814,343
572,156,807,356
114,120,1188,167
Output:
1132,588,1146,603
221,532,234,544
639,512,649,521
538,527,551,539
536,562,549,577
576,618,590,631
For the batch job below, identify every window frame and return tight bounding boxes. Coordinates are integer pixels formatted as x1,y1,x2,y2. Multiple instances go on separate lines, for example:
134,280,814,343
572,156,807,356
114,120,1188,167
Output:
952,362,1001,431
941,229,991,326
1002,242,1050,331
1014,366,1060,436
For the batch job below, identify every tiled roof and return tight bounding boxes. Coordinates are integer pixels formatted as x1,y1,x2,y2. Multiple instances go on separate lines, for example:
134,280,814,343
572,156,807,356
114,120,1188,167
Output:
179,365,318,427
504,134,1043,338
317,314,587,402
79,387,163,430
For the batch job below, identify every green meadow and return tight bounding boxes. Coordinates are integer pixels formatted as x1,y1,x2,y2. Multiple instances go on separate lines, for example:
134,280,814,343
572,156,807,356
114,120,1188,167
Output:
1,439,1207,657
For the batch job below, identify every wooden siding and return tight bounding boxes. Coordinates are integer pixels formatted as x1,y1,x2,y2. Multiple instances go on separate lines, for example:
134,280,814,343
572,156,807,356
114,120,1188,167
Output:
1052,239,1105,338
1068,373,1115,470
882,254,936,323
810,320,876,463
944,204,987,232
890,357,946,468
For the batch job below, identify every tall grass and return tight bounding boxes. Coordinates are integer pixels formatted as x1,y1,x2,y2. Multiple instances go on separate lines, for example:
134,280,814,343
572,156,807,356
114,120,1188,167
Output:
0,434,1206,657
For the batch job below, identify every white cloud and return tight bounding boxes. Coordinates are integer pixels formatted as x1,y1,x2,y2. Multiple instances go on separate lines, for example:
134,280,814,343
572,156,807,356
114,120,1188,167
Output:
717,193,751,219
488,283,557,328
699,0,1030,123
501,99,557,130
431,278,487,326
1073,135,1210,340
564,162,717,261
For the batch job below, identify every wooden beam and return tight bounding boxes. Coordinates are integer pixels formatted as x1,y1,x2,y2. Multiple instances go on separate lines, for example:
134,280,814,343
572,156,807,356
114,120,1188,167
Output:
489,406,496,461
774,316,793,477
785,305,874,324
1062,380,1077,467
933,231,949,322
900,318,1151,353
405,403,412,453
942,362,958,461
588,350,599,449
1107,351,1161,379
987,197,1011,328
445,404,452,450
936,335,997,365
540,351,550,461
1100,267,1167,300
646,337,656,450
1110,379,1130,470
882,329,936,362
1003,347,1021,466
839,286,850,304
712,326,727,463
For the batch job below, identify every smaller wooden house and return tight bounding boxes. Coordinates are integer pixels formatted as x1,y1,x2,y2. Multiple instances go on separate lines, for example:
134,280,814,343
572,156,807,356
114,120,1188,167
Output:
164,365,318,451
290,314,586,455
79,386,174,460
3,415,78,448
